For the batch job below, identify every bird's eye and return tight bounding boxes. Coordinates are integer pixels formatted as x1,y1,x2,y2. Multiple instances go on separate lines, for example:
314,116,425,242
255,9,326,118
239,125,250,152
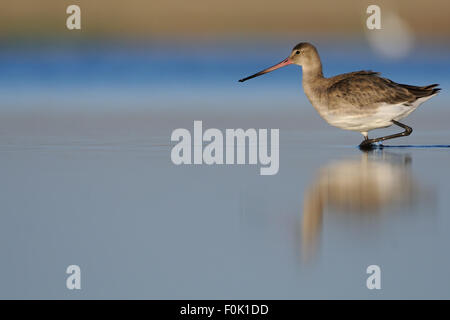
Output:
296,50,300,54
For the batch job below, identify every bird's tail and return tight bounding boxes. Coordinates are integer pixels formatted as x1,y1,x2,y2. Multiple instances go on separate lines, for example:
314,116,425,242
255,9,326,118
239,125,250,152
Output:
399,83,441,98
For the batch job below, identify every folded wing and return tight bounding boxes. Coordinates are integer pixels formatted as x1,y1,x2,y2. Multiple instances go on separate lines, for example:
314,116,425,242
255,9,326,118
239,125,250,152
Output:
327,70,440,109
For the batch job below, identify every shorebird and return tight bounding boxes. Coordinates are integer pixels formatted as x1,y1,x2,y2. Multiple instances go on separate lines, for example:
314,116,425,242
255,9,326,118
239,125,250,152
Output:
239,42,441,148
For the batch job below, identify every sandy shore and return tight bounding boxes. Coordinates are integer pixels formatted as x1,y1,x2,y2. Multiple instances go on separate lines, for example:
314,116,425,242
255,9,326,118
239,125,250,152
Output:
1,0,450,37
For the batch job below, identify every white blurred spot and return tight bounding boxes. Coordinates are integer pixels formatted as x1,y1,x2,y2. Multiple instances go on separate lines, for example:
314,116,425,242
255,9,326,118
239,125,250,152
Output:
366,12,414,59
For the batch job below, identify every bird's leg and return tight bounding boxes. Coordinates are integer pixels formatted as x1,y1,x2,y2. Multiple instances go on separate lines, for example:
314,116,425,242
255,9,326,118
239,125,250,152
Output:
359,120,413,149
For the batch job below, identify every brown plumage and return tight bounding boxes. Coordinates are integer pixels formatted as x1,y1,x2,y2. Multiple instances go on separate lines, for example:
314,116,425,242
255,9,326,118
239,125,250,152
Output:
327,71,440,107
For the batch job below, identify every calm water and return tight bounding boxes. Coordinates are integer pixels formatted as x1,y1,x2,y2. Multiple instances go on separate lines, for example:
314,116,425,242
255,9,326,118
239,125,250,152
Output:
0,39,449,298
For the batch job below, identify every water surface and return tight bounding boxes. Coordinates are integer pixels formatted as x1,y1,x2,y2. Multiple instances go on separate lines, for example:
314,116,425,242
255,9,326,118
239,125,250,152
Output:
0,40,449,299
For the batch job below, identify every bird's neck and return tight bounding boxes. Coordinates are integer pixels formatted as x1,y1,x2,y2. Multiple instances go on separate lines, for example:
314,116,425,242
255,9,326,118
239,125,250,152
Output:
302,63,324,82
301,61,326,109
302,63,324,97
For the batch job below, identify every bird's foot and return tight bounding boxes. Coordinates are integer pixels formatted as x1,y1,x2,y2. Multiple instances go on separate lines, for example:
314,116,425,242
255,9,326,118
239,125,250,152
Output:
359,140,384,150
359,141,375,150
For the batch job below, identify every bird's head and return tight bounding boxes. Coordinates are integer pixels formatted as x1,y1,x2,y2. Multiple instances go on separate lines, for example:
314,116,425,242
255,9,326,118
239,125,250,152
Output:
288,42,320,67
238,42,320,82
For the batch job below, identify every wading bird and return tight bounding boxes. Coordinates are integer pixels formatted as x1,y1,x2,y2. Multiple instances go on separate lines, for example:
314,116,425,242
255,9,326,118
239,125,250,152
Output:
239,43,440,149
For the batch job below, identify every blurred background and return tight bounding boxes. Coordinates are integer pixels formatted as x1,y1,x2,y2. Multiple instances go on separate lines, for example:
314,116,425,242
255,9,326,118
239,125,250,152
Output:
0,0,449,136
0,1,449,299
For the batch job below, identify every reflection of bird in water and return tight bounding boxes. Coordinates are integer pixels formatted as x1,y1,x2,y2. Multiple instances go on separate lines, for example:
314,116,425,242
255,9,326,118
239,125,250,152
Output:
301,150,419,262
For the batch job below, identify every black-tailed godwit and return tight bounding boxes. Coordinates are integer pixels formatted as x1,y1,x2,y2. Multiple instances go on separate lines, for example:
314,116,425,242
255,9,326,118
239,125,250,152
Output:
239,42,440,148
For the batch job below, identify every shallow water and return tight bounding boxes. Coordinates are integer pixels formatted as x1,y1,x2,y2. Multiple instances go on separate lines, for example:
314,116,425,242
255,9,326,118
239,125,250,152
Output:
0,112,449,299
0,40,449,298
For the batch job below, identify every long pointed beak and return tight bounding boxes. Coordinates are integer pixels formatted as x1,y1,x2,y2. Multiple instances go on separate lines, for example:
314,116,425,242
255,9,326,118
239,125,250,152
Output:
238,57,292,82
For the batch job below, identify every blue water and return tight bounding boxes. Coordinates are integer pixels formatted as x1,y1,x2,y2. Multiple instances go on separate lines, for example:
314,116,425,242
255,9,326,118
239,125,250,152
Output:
0,38,449,112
